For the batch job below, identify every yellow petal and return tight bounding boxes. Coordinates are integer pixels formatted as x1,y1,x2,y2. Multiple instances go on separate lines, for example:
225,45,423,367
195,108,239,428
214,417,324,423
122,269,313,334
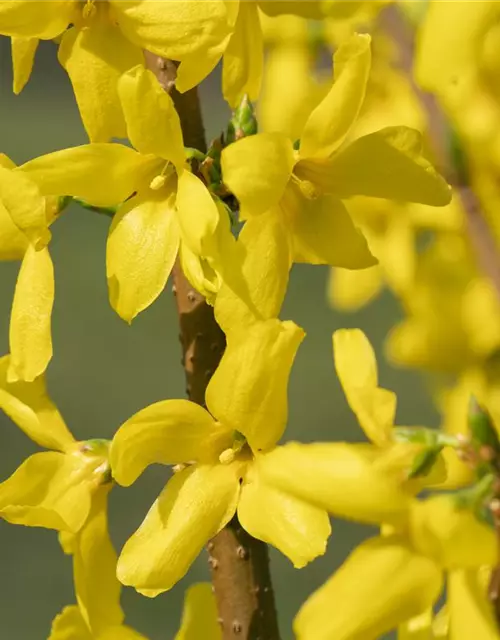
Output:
448,568,499,639
20,144,150,208
221,132,295,217
176,171,219,257
0,451,92,532
295,535,443,640
118,65,185,169
0,166,49,247
299,33,371,159
333,328,396,446
117,464,240,595
0,198,29,261
106,191,180,323
175,44,225,95
11,36,38,94
206,319,305,451
238,460,330,568
48,605,92,640
73,487,124,634
398,609,433,640
222,2,263,106
110,0,234,60
283,188,376,268
174,583,221,640
328,265,382,311
409,496,497,569
8,245,54,382
259,1,324,18
0,1,75,39
319,127,452,206
0,355,74,451
259,442,411,526
58,15,143,143
214,213,291,333
99,626,149,640
110,399,232,486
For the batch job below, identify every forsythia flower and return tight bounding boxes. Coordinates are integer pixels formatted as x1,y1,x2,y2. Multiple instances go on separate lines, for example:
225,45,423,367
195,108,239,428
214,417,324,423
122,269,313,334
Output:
221,33,451,277
0,357,110,533
18,65,238,323
0,153,63,382
110,318,331,595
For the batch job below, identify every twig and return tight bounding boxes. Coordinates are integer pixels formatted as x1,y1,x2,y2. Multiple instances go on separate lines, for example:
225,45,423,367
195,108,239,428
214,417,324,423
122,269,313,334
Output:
143,53,280,640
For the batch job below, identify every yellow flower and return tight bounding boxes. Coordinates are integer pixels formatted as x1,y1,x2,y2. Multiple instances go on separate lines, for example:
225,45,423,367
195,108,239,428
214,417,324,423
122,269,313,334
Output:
110,319,331,595
0,153,63,382
19,66,239,323
221,33,451,272
0,357,110,533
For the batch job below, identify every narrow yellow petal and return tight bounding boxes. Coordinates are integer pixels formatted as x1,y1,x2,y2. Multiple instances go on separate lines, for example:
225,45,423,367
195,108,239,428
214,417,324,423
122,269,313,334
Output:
106,192,180,323
214,213,291,333
328,266,382,311
174,583,221,640
0,1,75,39
99,626,149,640
206,319,305,451
398,609,433,640
118,65,185,169
238,461,330,568
0,355,74,452
0,199,29,261
321,127,452,206
222,2,263,106
117,464,240,595
333,328,396,446
58,14,143,142
299,33,371,159
0,451,92,532
20,144,150,208
110,399,232,486
409,496,497,569
295,536,443,640
9,245,54,382
48,606,92,640
11,36,38,94
176,171,219,257
448,569,499,639
259,442,411,526
73,487,124,634
258,1,324,19
221,132,295,217
175,44,225,95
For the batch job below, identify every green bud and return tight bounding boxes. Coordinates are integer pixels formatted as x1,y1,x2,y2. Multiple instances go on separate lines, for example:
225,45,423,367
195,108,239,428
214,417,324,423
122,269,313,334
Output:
468,396,500,455
407,445,443,479
226,94,257,144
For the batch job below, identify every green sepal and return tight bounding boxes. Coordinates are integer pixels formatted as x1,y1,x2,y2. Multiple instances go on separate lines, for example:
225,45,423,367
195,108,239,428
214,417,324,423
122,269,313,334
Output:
407,445,443,479
468,396,500,455
226,94,257,144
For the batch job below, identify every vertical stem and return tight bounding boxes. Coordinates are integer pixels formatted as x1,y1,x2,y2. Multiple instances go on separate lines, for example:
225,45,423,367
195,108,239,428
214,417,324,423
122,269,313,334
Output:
144,53,280,640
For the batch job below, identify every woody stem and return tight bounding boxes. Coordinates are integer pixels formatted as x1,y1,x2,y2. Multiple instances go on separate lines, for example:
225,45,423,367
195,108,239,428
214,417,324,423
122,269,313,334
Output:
143,52,281,640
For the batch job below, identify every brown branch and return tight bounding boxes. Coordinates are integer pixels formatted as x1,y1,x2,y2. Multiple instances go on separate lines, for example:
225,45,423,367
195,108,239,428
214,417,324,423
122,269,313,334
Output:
143,53,280,640
379,5,500,299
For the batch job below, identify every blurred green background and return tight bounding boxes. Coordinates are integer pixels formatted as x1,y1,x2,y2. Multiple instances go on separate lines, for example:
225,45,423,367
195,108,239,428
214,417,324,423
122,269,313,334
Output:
0,38,437,639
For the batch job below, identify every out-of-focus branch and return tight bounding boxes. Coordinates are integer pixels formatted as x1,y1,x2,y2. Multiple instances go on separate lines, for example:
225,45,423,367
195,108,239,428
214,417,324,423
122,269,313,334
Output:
144,53,280,640
380,5,500,298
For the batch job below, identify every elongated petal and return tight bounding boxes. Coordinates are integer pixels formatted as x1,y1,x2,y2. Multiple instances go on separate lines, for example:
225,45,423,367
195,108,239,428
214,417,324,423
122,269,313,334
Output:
259,1,324,18
9,245,54,382
0,199,28,260
448,569,498,639
48,606,92,640
174,583,221,640
58,17,143,143
110,0,234,60
283,188,376,268
259,442,411,525
398,610,433,640
333,329,396,446
214,213,291,333
0,166,49,247
409,496,497,569
299,33,371,159
99,627,149,640
295,535,443,640
222,2,263,106
0,355,73,452
118,65,185,169
221,133,295,217
117,464,240,595
238,461,330,568
0,1,75,39
73,487,123,634
176,171,219,257
206,319,305,451
328,266,382,311
111,400,232,486
20,144,149,208
0,451,92,532
175,44,225,95
106,191,179,323
11,36,38,94
317,127,452,205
